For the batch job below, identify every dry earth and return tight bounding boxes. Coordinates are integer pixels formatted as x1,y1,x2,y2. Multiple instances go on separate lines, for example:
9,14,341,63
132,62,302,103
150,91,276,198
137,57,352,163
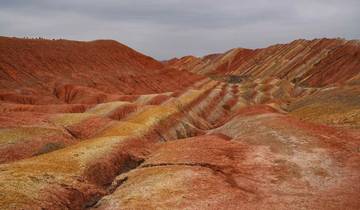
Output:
0,36,359,209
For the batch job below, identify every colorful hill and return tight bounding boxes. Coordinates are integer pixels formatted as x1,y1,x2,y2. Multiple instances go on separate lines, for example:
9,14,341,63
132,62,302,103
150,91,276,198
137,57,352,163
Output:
166,38,360,87
0,37,359,209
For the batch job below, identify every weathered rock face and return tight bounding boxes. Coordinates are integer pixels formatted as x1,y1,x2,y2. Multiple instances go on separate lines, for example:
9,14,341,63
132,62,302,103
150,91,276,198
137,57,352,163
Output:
166,38,360,87
0,37,359,209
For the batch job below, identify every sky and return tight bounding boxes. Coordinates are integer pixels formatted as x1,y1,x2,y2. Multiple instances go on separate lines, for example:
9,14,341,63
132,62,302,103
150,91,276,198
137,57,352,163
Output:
0,0,359,60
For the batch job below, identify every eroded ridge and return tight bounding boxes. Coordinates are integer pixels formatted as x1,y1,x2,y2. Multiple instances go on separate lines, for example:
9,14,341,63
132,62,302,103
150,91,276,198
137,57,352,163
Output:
0,37,359,209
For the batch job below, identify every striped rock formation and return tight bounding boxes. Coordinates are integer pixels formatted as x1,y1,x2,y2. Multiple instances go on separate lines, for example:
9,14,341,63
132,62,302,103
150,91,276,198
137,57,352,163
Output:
0,37,359,209
166,38,360,87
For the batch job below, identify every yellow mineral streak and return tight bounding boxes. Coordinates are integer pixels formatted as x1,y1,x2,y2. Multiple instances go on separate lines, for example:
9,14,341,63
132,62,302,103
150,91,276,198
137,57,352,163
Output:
0,127,65,145
50,113,96,127
0,136,129,208
86,101,132,116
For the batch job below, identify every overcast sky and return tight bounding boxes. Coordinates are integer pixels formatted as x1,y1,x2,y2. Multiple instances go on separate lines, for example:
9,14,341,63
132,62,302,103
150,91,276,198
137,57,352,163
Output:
0,0,359,59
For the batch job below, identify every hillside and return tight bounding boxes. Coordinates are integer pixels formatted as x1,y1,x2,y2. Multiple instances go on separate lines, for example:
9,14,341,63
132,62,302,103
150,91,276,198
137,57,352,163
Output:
166,38,360,87
0,37,202,104
0,36,359,209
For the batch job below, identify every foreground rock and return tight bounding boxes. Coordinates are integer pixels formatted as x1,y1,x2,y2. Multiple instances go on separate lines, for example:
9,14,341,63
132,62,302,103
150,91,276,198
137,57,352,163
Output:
93,109,360,209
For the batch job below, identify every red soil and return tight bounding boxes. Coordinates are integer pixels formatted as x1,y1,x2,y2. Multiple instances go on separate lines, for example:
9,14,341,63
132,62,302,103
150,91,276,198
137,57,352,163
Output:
0,36,359,209
0,36,202,104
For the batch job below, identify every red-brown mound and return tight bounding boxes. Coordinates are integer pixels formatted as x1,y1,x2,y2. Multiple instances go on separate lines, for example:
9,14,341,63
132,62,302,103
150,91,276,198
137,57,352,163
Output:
0,36,202,104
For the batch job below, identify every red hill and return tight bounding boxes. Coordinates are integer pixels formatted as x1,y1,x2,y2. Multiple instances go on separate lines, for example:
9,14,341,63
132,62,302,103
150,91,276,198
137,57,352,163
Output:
166,38,360,87
0,37,201,104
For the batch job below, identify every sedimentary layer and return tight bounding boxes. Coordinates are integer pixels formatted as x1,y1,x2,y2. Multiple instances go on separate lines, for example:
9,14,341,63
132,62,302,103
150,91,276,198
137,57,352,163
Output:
0,37,359,209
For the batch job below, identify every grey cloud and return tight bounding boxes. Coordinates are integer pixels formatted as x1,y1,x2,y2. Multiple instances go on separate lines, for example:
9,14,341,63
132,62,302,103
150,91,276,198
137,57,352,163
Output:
0,0,359,59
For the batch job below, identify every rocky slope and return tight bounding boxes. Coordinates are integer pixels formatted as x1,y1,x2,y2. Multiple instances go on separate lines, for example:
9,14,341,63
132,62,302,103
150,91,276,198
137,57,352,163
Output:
166,38,360,87
0,37,359,209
